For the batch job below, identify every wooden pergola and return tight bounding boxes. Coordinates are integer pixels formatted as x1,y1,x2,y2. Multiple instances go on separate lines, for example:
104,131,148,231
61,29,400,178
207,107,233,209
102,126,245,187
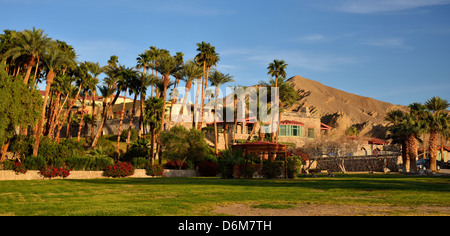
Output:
232,141,288,177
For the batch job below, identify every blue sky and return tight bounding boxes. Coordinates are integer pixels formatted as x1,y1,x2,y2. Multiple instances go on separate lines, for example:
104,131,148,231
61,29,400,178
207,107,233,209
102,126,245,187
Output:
2,0,450,106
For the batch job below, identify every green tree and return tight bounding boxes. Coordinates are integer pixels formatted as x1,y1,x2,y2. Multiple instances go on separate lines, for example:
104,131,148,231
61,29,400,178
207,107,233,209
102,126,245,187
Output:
209,70,234,155
0,64,42,162
3,27,52,85
144,97,164,164
155,54,178,133
424,96,450,171
33,44,73,156
259,76,299,143
266,59,288,143
86,61,104,140
195,42,219,130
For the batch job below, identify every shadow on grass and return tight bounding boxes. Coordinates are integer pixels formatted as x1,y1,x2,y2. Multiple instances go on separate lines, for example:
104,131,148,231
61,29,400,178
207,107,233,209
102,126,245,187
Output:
65,173,450,193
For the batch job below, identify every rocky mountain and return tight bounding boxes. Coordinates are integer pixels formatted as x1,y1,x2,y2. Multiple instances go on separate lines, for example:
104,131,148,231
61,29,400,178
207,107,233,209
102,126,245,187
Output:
287,75,408,139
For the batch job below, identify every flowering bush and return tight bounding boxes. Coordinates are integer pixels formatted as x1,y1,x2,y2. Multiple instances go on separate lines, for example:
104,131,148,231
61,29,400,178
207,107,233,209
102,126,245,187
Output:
145,164,164,177
13,161,27,174
164,159,188,170
39,165,71,179
103,162,135,178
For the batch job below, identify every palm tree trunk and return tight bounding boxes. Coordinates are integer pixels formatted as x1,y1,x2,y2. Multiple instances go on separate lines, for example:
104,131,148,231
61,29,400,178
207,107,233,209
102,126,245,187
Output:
53,92,70,142
77,93,87,143
408,134,418,173
90,89,97,141
33,70,55,156
214,86,219,155
117,89,128,157
160,77,169,132
194,79,201,129
429,130,438,172
23,56,36,85
91,89,120,148
56,85,82,143
223,123,229,149
126,93,138,151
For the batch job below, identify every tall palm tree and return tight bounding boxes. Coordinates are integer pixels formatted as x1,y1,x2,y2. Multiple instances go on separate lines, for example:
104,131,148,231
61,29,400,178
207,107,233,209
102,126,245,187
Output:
91,55,122,148
177,60,203,121
136,50,152,138
86,61,104,140
115,66,137,157
195,42,219,130
4,27,52,85
424,96,450,171
144,97,164,164
267,59,288,142
138,73,157,139
126,72,141,151
33,44,72,156
155,54,178,133
75,62,94,143
259,76,299,143
209,70,234,155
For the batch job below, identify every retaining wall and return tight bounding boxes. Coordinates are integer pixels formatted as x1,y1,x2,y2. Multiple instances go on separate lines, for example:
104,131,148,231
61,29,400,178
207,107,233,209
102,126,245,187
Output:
0,169,198,181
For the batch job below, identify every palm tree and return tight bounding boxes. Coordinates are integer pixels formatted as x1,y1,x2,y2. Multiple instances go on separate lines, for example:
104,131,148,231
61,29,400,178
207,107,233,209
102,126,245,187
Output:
155,54,178,133
177,60,203,122
209,70,234,155
55,82,83,143
424,96,450,171
86,62,104,140
138,73,157,139
91,55,122,148
259,76,299,143
136,50,152,138
144,97,164,164
195,42,219,130
4,27,52,85
267,59,288,142
116,66,138,157
126,72,141,151
33,44,72,156
76,62,94,143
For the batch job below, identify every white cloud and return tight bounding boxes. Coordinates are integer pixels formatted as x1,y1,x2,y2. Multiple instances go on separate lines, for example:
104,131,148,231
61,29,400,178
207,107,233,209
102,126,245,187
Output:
362,38,412,50
244,49,359,72
334,0,450,14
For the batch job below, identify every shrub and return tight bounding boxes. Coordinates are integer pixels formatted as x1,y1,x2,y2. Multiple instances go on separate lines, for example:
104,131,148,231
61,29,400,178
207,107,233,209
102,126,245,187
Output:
23,155,46,170
242,165,258,179
131,157,149,169
13,161,27,174
39,165,71,179
103,162,135,178
121,139,150,162
145,164,164,177
66,155,114,171
217,149,245,179
164,159,188,170
160,126,209,164
198,161,218,177
286,156,302,178
260,161,283,179
120,128,138,142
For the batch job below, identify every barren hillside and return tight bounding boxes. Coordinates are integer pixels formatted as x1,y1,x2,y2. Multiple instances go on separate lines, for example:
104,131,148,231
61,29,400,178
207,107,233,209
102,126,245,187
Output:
287,75,408,138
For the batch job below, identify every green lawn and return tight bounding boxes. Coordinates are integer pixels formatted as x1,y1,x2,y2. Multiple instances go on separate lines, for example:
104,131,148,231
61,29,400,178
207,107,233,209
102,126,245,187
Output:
0,173,449,216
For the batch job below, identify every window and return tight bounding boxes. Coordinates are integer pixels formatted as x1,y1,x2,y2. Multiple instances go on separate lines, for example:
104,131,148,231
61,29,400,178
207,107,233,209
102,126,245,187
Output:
279,125,302,137
280,125,287,136
308,128,315,138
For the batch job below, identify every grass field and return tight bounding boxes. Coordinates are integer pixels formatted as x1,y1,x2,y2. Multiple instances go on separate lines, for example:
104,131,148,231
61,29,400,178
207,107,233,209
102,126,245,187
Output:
0,173,449,216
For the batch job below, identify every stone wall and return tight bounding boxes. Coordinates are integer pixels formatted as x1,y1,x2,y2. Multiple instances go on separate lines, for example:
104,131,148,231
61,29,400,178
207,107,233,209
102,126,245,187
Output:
0,169,198,181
